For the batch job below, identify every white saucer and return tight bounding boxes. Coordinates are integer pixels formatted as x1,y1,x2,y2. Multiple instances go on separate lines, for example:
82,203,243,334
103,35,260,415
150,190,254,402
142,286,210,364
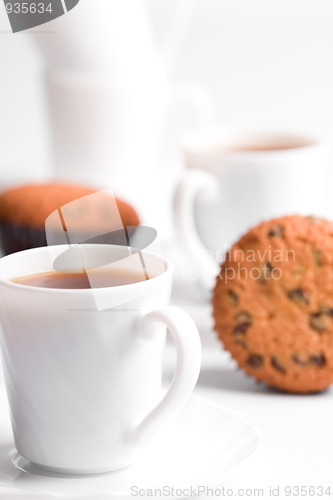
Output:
0,388,263,500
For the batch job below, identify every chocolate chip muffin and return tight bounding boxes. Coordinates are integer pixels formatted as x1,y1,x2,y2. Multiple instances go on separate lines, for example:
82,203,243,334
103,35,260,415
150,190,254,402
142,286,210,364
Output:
213,215,333,393
0,183,140,255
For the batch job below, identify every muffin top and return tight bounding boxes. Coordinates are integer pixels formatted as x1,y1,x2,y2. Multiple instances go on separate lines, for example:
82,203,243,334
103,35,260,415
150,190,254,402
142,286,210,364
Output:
213,215,333,393
0,183,140,231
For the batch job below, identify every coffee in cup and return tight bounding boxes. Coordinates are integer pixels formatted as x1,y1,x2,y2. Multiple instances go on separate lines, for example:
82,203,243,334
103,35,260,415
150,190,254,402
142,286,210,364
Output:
12,268,150,289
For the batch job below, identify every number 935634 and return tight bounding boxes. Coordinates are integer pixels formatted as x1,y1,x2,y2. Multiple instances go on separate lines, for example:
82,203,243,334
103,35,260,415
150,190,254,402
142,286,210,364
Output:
5,3,53,14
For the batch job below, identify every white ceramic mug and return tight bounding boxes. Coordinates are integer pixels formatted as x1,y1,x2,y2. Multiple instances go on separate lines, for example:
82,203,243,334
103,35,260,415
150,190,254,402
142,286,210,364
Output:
45,69,213,231
0,244,201,474
174,129,330,288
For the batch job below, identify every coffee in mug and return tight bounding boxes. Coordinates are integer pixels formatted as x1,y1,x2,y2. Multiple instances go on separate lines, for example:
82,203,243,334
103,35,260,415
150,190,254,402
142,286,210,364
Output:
12,269,150,289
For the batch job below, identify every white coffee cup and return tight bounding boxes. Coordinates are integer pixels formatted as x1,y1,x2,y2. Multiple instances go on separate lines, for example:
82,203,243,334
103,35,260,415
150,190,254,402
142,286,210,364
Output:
174,128,330,288
0,244,201,474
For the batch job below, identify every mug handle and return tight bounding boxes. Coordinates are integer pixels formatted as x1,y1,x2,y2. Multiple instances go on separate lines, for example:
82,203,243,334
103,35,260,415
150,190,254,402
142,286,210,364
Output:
173,169,220,290
131,306,201,447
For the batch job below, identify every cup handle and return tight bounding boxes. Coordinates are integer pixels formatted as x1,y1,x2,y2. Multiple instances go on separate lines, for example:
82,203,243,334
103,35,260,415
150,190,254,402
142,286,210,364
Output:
173,169,219,289
131,306,201,448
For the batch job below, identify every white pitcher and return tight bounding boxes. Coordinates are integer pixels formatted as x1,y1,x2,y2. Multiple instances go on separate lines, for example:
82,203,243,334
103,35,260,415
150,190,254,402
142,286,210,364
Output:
32,0,213,230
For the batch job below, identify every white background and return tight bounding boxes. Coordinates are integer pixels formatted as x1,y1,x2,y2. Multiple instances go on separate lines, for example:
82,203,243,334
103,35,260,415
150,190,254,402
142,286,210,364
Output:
0,3,332,498
0,0,332,184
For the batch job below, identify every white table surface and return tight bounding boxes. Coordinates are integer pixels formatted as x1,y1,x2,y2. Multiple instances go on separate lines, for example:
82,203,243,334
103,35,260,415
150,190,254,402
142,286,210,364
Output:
168,275,333,500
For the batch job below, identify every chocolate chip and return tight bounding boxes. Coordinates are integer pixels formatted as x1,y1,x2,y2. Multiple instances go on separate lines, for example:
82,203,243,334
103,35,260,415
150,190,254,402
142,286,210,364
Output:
263,261,274,278
310,312,326,332
234,339,247,348
287,288,309,305
236,311,252,323
233,311,252,335
246,354,263,368
309,354,326,367
258,261,274,284
265,261,273,272
271,356,286,373
268,225,284,238
292,353,326,367
233,323,250,334
313,249,323,267
310,306,333,332
320,306,333,317
292,354,308,366
227,289,239,307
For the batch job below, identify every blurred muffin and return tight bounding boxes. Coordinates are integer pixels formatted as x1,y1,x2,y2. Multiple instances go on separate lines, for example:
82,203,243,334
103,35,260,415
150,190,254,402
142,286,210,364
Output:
0,183,140,255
